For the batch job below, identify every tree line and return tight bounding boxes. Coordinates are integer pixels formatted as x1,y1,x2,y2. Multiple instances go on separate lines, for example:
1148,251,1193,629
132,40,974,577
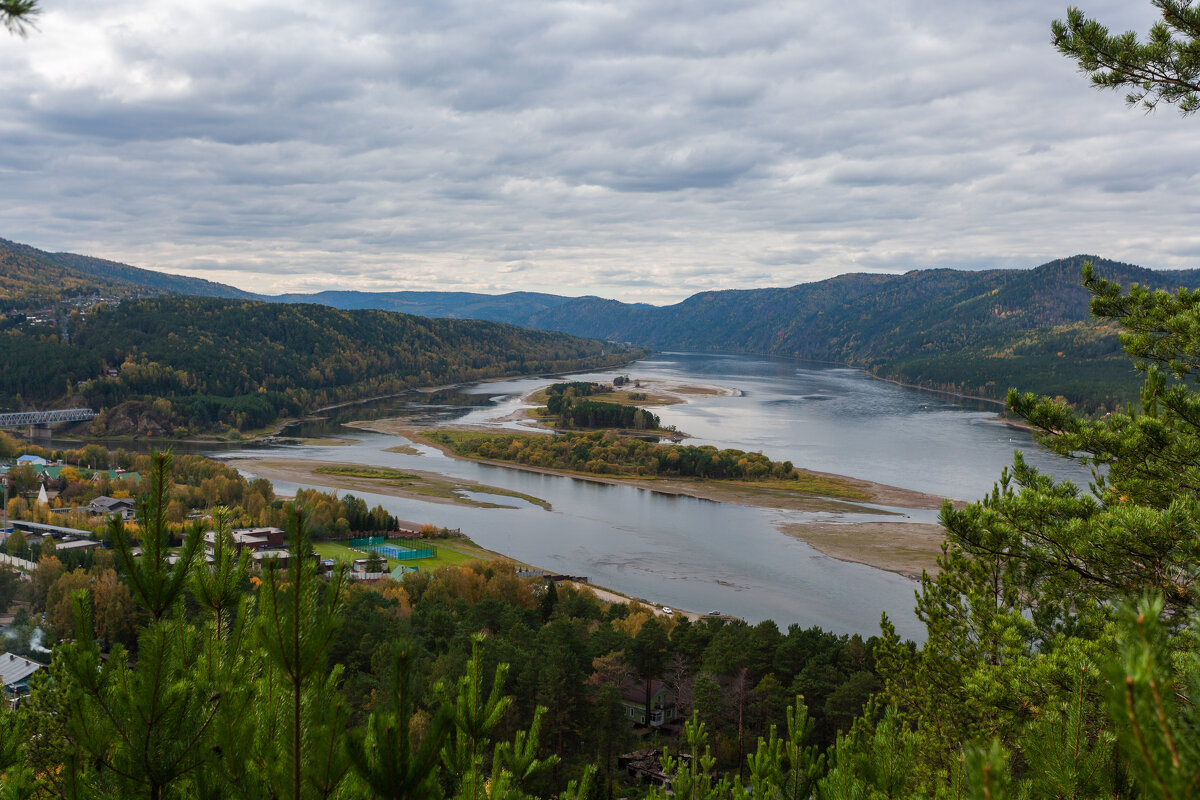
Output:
427,429,800,481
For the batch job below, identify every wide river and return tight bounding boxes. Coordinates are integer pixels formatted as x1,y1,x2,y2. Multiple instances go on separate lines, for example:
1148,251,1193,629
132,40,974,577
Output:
215,352,1092,641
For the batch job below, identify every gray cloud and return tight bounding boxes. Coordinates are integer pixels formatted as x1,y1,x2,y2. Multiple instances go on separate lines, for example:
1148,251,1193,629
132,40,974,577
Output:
0,0,1192,303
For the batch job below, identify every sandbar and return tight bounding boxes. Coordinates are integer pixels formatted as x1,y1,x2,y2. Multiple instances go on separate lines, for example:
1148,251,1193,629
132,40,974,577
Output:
781,520,945,579
226,457,551,510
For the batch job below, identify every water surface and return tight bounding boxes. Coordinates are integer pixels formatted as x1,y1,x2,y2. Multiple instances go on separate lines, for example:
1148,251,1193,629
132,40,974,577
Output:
218,352,1093,641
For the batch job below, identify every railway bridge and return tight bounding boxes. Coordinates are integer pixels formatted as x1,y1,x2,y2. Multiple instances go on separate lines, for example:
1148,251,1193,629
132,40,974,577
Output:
0,409,97,439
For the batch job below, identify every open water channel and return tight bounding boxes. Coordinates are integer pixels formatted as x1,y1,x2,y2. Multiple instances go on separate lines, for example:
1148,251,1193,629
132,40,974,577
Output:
211,352,1093,641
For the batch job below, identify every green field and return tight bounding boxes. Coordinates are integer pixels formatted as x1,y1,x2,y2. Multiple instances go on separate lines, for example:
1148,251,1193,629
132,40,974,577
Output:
313,538,490,572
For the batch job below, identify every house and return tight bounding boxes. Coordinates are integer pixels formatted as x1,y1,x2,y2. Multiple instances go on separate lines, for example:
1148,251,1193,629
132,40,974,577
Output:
0,653,44,702
203,526,285,558
11,520,96,542
88,496,136,519
15,455,47,467
250,549,292,566
618,677,679,727
89,469,142,485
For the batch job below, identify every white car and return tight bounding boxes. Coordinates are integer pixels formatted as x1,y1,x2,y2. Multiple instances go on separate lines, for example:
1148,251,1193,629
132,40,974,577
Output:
661,607,673,615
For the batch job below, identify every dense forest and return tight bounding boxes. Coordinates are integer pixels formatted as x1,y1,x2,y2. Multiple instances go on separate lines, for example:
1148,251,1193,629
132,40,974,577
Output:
522,257,1196,411
0,296,644,435
5,275,1200,796
542,383,662,430
249,255,1200,411
0,452,885,798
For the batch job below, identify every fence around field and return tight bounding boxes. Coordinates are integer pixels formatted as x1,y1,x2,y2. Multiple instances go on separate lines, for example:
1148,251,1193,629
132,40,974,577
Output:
346,536,436,561
375,544,436,561
348,536,388,548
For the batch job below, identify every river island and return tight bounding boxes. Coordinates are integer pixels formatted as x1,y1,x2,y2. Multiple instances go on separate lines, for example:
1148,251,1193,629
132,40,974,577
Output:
227,376,951,580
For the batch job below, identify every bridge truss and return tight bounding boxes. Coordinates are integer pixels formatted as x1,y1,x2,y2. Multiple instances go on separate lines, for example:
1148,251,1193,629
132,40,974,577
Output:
0,408,97,427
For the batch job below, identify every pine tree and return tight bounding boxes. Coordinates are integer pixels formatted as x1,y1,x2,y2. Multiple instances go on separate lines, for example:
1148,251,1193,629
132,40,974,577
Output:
50,452,220,800
1053,2,1200,115
347,645,451,800
254,505,351,800
0,0,37,36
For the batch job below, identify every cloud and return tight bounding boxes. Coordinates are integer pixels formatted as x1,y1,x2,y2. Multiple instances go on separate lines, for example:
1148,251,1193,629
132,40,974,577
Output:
0,0,1193,303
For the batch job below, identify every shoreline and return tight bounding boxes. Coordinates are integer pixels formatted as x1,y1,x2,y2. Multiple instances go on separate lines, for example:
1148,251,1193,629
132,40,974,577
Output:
53,353,649,447
226,457,554,511
334,367,957,580
226,421,952,580
353,422,949,511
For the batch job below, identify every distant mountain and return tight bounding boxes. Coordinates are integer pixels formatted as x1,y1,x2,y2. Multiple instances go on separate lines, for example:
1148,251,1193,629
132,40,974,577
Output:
0,237,256,307
521,256,1200,410
262,289,582,327
265,256,1195,410
5,234,1195,409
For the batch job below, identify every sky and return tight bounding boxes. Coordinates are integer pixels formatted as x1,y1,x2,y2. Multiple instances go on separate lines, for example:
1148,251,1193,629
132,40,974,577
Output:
2,0,1198,303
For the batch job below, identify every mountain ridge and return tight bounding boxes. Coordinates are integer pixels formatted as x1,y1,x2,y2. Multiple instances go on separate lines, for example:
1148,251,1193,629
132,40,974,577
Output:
5,234,1198,408
0,237,257,305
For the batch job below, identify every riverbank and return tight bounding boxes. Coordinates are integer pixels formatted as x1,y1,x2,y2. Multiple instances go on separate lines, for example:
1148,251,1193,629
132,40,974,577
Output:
227,457,554,511
227,429,951,580
413,427,946,510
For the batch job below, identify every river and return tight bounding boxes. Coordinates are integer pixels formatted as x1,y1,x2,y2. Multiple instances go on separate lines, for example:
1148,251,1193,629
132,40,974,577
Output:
215,352,1093,641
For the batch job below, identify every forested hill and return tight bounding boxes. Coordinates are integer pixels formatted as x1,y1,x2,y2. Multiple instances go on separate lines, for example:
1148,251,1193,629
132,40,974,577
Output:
522,256,1200,411
0,237,255,308
0,296,642,436
261,289,584,326
6,232,1199,408
257,256,1200,409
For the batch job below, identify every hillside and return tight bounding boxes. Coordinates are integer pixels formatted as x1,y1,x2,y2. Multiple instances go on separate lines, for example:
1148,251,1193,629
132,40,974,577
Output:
260,256,1200,409
5,233,1197,409
521,256,1200,410
262,289,580,326
0,295,643,436
0,237,254,308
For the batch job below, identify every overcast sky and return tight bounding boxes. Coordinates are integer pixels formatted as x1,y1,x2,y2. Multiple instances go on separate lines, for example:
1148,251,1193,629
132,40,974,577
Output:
1,1,1196,302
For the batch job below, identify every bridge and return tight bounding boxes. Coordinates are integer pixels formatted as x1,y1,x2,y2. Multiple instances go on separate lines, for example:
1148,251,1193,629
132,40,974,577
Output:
0,408,96,439
0,409,97,427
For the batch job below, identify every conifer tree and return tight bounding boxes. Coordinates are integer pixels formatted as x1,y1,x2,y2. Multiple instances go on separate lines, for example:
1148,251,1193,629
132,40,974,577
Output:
1054,2,1200,115
0,1,37,37
255,504,351,800
347,645,451,800
51,452,220,800
439,634,515,800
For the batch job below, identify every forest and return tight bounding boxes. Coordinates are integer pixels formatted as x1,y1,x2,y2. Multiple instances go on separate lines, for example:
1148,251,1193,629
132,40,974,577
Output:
5,274,1200,796
425,429,803,482
523,256,1188,412
0,295,644,435
542,383,662,431
0,470,884,799
0,237,253,309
